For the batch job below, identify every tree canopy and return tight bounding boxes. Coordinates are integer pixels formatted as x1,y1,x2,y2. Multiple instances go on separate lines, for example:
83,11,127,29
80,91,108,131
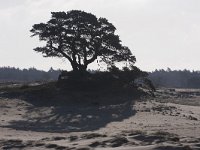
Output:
31,10,136,72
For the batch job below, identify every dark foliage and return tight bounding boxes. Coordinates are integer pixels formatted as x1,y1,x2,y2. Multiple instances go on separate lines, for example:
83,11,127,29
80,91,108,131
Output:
0,67,60,82
149,68,200,88
57,65,153,92
31,10,136,72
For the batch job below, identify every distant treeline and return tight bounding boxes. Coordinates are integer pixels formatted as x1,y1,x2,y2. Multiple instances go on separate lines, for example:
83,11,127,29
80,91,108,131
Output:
0,67,60,82
149,68,200,88
1,67,200,89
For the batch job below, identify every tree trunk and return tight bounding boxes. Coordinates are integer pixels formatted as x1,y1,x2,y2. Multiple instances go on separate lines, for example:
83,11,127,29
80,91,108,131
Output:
79,65,87,73
71,62,79,72
71,62,88,73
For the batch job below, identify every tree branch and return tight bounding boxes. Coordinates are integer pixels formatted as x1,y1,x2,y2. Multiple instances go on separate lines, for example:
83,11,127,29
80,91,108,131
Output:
49,40,73,64
86,51,99,65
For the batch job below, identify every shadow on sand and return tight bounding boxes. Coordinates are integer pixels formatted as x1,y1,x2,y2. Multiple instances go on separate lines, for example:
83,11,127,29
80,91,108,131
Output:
0,83,141,132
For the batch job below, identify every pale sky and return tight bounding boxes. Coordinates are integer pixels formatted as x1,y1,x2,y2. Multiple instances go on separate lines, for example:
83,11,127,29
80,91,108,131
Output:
0,0,200,71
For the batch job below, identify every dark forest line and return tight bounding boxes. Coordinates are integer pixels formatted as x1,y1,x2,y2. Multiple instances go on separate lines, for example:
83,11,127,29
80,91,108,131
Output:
1,67,200,89
0,67,60,82
149,68,200,88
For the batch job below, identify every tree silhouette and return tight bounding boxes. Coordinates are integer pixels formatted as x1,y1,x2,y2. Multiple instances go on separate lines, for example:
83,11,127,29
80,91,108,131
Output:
30,10,136,72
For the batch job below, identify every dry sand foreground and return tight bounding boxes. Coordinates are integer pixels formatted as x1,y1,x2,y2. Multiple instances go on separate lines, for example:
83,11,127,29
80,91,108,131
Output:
0,87,200,150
